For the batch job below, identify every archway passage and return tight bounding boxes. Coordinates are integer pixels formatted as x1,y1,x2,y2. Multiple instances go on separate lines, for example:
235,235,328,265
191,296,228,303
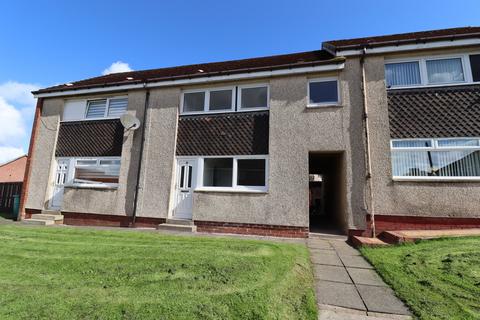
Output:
308,152,346,234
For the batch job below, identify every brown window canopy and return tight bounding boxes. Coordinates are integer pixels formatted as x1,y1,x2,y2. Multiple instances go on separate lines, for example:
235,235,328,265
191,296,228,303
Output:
176,111,269,156
55,119,124,157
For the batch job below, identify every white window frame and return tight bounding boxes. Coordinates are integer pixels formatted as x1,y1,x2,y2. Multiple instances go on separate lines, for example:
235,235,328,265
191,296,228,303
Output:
237,84,270,111
193,155,269,192
84,96,128,121
180,87,235,115
391,137,480,181
68,156,121,188
307,77,341,108
385,52,480,90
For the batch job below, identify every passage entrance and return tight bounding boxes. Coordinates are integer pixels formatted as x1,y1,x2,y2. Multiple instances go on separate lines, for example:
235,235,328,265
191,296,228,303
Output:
308,153,346,234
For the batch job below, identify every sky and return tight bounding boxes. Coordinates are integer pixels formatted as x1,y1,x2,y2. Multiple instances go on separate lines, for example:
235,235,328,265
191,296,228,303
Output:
0,0,479,164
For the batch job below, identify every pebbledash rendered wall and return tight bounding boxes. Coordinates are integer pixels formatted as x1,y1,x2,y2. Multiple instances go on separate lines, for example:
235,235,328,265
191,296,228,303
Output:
190,62,368,232
365,52,480,225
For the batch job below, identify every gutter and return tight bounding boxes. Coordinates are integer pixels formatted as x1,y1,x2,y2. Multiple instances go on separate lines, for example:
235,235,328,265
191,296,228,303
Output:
131,87,149,227
359,48,375,237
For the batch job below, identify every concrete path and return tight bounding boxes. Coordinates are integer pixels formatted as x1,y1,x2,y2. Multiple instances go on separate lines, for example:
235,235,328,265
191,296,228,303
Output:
308,234,412,320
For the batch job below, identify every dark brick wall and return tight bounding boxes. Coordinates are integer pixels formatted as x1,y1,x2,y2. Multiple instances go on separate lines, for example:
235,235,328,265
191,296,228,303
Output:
195,220,308,238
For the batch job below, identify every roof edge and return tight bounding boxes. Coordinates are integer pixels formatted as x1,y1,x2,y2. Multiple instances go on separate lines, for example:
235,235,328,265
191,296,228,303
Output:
33,58,345,98
0,154,27,167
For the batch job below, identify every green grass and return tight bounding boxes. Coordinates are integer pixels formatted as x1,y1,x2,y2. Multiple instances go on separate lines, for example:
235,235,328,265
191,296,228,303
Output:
361,237,480,320
0,225,317,320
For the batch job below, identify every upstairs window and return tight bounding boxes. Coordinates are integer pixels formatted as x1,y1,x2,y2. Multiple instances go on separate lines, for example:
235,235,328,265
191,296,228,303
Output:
426,58,464,84
181,85,268,114
85,97,128,119
308,78,340,107
238,85,269,110
391,138,480,180
385,62,421,87
469,54,480,82
384,54,480,88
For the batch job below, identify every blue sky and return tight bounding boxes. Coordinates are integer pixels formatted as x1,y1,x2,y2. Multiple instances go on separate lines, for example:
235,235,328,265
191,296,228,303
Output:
0,0,479,163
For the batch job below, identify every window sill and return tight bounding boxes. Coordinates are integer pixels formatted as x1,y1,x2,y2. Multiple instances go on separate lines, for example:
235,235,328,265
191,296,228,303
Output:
64,183,119,190
393,177,480,182
194,187,268,194
307,103,342,108
387,81,480,91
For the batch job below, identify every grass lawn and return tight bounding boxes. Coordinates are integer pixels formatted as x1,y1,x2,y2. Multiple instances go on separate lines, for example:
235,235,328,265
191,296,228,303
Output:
0,225,316,320
361,237,480,320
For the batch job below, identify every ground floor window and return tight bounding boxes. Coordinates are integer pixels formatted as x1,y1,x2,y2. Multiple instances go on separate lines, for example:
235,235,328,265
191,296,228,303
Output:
56,157,121,187
198,156,268,191
391,138,480,180
74,158,121,185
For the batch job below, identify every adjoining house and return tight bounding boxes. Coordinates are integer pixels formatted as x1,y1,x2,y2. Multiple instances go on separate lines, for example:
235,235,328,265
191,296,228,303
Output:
21,27,480,237
0,155,27,219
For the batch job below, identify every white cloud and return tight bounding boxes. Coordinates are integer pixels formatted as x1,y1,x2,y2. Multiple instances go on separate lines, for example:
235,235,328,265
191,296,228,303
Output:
0,81,39,107
102,61,133,75
0,146,25,165
0,97,26,145
0,81,38,164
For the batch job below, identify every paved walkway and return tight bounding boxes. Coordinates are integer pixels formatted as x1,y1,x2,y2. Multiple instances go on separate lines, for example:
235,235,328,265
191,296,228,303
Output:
308,234,412,320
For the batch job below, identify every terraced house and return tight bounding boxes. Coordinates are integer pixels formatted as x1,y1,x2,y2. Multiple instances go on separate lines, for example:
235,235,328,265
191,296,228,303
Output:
21,27,480,238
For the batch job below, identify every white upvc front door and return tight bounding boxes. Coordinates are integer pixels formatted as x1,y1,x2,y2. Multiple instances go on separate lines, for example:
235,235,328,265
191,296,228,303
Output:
174,159,197,220
50,159,70,209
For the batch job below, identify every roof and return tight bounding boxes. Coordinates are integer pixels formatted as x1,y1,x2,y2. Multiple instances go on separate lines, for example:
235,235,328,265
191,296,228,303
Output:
323,26,480,52
34,50,340,95
388,84,480,139
0,155,27,183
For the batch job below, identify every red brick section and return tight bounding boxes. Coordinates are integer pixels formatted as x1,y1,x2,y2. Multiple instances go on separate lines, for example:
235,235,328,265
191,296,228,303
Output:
351,214,480,237
195,220,309,238
19,98,43,221
62,212,165,228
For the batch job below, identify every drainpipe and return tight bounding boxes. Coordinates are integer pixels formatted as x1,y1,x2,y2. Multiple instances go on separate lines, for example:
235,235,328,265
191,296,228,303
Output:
131,87,150,227
360,48,376,237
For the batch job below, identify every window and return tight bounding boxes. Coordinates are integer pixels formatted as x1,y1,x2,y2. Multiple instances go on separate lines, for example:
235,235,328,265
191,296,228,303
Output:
199,156,268,191
391,138,480,180
239,85,269,110
182,88,234,113
308,78,340,106
181,85,268,114
385,62,421,87
74,157,121,185
209,89,233,111
384,54,480,88
203,158,233,187
183,91,205,112
85,97,128,119
469,54,480,82
237,159,266,186
426,58,464,84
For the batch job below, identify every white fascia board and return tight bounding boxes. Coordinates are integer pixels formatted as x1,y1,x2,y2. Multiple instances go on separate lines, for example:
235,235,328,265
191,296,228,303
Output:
34,63,345,98
336,38,480,56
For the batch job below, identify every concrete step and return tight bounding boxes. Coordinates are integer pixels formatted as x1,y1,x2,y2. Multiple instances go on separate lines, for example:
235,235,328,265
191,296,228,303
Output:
157,223,197,233
32,214,64,222
22,219,55,226
166,218,194,226
41,210,62,215
350,236,389,248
